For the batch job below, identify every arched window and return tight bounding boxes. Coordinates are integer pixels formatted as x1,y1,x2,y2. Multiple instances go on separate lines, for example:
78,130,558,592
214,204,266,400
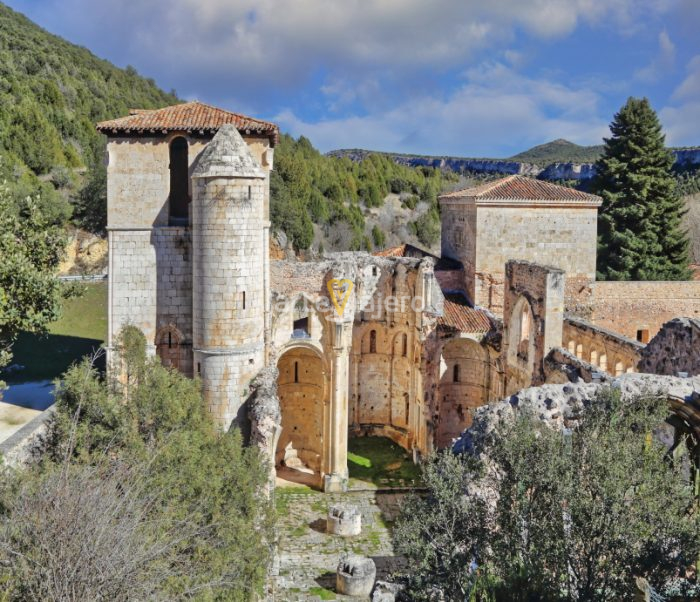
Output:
517,302,531,361
568,340,575,354
402,333,408,357
576,343,583,359
156,326,182,371
369,330,377,353
599,354,608,373
169,137,189,224
615,361,624,376
590,350,598,366
453,364,460,383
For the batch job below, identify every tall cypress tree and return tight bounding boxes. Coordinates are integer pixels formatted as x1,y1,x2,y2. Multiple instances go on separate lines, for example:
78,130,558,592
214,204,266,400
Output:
593,97,690,281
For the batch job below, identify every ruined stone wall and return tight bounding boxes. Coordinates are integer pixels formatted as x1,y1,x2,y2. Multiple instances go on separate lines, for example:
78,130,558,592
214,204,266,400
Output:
350,262,427,451
562,317,642,376
276,347,326,471
590,280,700,341
502,261,565,395
639,317,700,376
474,206,597,313
435,336,491,448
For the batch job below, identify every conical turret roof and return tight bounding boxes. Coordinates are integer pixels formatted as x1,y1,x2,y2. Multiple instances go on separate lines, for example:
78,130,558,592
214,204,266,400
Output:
192,124,265,179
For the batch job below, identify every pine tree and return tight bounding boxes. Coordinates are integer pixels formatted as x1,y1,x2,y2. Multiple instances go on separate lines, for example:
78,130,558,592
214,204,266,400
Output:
593,97,690,280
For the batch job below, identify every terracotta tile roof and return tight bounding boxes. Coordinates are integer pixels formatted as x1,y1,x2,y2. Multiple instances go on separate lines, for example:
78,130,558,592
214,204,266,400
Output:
438,294,492,334
440,175,601,205
374,243,462,270
97,101,279,143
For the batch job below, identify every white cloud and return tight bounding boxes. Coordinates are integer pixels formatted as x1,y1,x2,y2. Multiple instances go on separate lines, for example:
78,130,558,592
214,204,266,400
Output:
19,0,673,108
634,29,676,82
660,55,700,146
276,63,610,156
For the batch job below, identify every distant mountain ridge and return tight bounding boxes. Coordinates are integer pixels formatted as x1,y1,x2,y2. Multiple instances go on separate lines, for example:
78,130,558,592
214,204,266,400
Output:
328,140,700,182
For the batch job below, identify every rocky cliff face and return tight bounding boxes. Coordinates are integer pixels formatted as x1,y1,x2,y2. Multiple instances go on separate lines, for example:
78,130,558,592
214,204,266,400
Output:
328,148,700,182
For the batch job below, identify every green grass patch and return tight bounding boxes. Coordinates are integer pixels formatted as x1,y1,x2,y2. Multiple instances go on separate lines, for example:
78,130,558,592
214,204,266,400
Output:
347,436,422,488
7,282,107,383
308,586,336,600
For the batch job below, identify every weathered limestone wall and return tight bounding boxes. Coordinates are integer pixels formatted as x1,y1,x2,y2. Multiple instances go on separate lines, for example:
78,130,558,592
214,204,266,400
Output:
474,206,598,314
440,201,477,301
191,126,267,429
435,336,492,448
639,317,700,376
276,347,326,472
590,280,700,341
108,228,192,362
106,134,272,228
434,268,465,294
563,317,642,376
503,261,565,395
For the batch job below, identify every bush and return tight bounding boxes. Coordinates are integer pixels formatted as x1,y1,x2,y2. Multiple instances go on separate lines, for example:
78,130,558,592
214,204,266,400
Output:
394,389,700,600
1,328,274,600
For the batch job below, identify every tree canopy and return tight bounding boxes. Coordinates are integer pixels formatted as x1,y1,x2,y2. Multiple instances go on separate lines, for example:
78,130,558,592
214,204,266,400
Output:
593,97,691,280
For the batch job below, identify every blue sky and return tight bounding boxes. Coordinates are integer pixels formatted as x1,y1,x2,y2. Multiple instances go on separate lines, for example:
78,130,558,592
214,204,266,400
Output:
8,0,700,156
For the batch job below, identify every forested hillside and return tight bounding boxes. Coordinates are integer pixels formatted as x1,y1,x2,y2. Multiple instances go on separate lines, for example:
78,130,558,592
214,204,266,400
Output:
0,1,178,227
271,134,459,252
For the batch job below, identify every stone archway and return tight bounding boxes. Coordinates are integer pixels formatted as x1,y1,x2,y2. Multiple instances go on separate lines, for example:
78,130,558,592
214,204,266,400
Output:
505,295,537,394
275,346,327,480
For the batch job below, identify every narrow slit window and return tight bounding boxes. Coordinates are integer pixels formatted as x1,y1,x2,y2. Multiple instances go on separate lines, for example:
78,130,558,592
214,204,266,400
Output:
242,291,246,310
294,361,299,383
402,333,408,357
369,330,377,354
168,136,189,224
248,185,252,200
453,364,460,383
168,332,172,348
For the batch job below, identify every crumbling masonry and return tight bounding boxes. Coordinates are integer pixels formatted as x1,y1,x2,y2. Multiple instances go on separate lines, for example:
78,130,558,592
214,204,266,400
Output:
101,102,700,492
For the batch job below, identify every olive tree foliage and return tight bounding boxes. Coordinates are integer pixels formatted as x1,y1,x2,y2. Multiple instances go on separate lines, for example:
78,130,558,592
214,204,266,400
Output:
0,327,275,601
0,176,66,374
395,389,700,601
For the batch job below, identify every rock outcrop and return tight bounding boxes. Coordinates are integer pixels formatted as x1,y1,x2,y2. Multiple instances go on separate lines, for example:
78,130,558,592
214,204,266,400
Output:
328,148,700,182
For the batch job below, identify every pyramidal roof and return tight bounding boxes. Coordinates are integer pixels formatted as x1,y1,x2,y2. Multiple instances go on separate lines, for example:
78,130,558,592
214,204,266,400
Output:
440,175,601,206
192,124,265,179
96,101,278,144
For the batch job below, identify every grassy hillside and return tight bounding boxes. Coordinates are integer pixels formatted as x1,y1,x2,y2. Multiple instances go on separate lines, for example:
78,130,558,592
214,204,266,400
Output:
510,139,604,165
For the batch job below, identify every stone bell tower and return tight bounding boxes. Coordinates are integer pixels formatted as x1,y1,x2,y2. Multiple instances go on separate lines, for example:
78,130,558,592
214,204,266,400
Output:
191,124,267,428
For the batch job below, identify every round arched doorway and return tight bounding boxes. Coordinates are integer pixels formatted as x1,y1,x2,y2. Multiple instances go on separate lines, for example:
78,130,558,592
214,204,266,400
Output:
275,346,327,484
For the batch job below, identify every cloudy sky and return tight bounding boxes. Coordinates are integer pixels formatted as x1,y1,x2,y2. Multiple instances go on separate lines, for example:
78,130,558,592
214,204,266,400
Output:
7,0,700,156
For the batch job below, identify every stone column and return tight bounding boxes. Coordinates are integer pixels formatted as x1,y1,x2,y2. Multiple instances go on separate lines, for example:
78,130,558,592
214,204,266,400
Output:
324,322,350,492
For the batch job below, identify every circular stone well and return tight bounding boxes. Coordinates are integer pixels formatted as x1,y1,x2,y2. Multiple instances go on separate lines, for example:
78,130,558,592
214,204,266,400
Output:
326,504,362,536
336,555,376,597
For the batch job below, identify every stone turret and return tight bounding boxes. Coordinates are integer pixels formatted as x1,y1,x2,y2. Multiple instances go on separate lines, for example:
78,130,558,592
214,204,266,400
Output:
191,124,266,428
